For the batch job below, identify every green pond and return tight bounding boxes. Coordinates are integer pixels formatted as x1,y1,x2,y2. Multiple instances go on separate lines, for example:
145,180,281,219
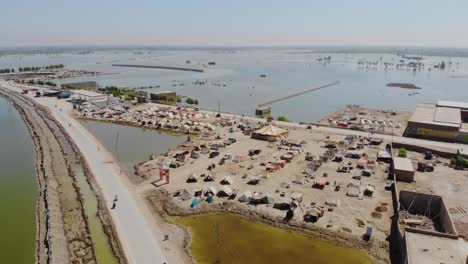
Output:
172,213,373,264
0,97,36,263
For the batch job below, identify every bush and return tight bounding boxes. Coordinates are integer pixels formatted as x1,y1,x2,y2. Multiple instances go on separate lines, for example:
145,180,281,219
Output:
277,116,289,122
451,156,468,167
350,125,364,131
398,148,407,158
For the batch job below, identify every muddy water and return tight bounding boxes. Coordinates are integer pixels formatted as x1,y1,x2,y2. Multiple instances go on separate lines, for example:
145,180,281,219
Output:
80,119,185,181
0,97,36,263
45,117,118,264
173,213,372,264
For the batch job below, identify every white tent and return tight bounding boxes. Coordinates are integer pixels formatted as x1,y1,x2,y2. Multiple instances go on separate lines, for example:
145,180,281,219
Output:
180,189,192,201
220,175,233,185
205,186,217,196
238,190,252,202
291,192,303,203
187,173,199,183
217,186,233,197
325,197,340,207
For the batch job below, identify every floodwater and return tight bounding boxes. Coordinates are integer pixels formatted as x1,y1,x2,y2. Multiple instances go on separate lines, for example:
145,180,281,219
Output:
2,47,468,121
80,119,185,180
0,97,36,263
172,213,372,264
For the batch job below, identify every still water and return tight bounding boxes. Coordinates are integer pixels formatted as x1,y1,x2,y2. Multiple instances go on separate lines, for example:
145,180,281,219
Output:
2,47,468,121
173,213,372,264
80,120,185,180
0,97,36,263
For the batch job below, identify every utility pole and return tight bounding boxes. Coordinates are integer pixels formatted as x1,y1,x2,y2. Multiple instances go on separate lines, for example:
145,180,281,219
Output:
217,99,221,117
215,223,221,264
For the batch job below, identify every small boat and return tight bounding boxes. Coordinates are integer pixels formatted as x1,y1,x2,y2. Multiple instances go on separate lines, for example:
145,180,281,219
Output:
260,74,266,78
208,61,216,65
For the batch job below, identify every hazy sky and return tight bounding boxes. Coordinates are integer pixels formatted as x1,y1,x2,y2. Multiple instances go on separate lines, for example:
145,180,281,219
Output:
2,0,468,47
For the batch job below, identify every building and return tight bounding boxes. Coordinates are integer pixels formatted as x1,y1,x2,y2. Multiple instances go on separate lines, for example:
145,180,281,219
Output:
398,191,467,264
405,100,468,143
393,157,415,182
71,90,108,102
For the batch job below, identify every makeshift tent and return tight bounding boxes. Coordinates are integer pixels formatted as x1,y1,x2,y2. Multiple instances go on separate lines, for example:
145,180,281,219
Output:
273,198,292,210
180,189,192,201
238,190,252,202
247,176,261,185
357,159,368,168
251,124,288,141
232,154,247,163
347,183,360,197
205,186,217,196
325,197,340,207
186,173,199,183
220,176,233,185
291,192,303,203
191,199,199,208
260,193,275,204
364,184,375,197
217,186,233,197
204,175,215,182
313,177,329,188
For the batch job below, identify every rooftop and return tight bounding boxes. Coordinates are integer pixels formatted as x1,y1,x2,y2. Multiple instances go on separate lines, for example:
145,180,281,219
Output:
405,232,468,264
409,104,460,128
393,157,414,172
72,90,107,98
437,100,468,110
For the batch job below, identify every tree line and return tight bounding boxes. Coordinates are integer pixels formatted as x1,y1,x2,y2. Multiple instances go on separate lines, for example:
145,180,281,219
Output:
0,68,15,73
18,64,65,72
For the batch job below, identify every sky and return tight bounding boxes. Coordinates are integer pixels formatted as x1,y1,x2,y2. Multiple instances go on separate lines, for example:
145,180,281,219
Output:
1,0,468,48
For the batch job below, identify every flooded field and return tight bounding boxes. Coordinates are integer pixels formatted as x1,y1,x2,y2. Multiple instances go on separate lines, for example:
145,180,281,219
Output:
172,213,372,264
81,119,185,181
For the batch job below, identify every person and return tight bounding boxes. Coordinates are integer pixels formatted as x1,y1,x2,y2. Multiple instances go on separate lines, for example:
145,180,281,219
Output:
114,195,118,202
111,201,116,209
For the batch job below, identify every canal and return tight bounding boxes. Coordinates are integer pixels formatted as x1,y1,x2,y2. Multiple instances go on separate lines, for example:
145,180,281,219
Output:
0,97,36,263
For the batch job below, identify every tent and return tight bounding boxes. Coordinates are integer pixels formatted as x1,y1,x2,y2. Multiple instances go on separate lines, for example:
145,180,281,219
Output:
220,175,233,185
251,124,288,141
238,190,252,202
357,159,368,168
205,186,217,196
247,176,261,185
325,197,340,207
364,184,375,197
186,173,199,183
217,186,233,197
260,193,274,204
180,189,192,201
273,198,292,210
347,183,360,197
291,192,303,203
313,177,329,188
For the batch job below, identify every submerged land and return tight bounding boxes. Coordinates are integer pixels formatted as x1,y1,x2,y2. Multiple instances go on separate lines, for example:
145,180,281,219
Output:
1,47,468,264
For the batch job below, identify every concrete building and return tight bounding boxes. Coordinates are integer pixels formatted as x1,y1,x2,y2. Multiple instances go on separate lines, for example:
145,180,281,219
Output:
393,157,415,182
405,100,468,143
71,90,108,102
398,191,468,264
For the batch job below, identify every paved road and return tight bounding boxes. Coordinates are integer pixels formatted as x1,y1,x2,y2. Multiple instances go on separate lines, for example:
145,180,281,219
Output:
1,81,168,264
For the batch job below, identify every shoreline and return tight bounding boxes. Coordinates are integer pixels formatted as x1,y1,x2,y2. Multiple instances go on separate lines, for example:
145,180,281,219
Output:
0,88,125,263
145,189,387,263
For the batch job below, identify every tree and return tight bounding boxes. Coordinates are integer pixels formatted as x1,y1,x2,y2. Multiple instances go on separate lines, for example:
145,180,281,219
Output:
277,116,289,122
398,148,407,158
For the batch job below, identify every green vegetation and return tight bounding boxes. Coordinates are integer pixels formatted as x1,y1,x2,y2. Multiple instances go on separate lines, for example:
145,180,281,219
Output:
276,116,289,122
451,156,468,168
18,64,64,72
0,68,14,74
398,148,407,158
350,125,364,131
62,83,96,90
186,97,199,105
45,81,57,87
150,94,177,105
100,86,139,100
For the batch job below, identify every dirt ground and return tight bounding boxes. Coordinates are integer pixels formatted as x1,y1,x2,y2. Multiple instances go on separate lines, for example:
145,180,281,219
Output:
319,106,412,136
134,117,395,260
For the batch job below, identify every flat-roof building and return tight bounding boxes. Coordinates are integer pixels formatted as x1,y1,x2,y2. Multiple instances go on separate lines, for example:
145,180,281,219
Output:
393,157,415,182
405,101,468,143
